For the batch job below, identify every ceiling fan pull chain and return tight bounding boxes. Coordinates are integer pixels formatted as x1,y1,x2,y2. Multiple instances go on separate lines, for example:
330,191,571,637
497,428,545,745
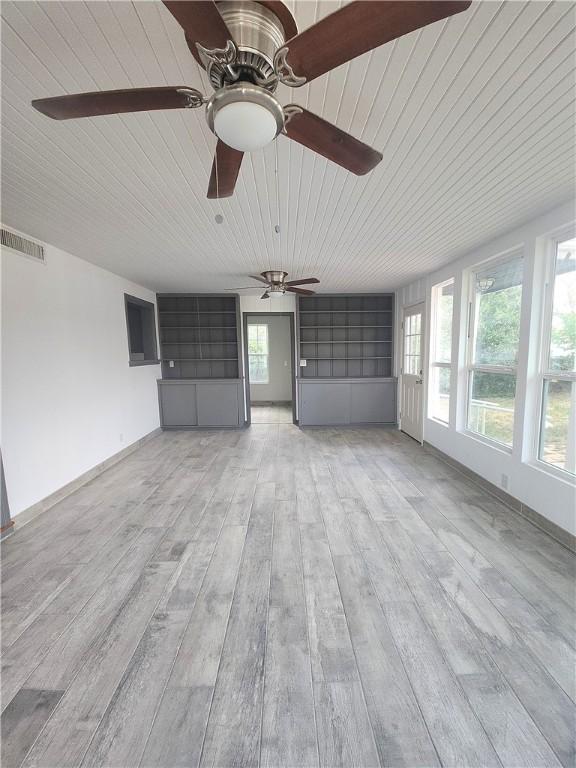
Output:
275,139,282,276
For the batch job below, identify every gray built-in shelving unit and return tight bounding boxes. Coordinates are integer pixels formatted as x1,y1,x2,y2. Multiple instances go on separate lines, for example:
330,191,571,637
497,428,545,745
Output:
297,294,396,426
156,294,243,428
157,294,240,380
298,294,394,378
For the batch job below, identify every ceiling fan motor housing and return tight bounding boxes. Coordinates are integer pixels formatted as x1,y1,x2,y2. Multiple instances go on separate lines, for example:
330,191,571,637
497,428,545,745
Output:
264,270,288,285
205,1,287,91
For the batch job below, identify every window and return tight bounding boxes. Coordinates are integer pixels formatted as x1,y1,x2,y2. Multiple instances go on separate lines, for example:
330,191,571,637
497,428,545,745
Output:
248,324,269,383
124,294,159,366
466,253,523,447
429,279,454,423
538,237,576,475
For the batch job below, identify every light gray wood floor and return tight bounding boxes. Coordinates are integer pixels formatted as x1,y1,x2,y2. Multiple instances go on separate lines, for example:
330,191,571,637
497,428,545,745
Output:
2,425,575,768
250,403,293,424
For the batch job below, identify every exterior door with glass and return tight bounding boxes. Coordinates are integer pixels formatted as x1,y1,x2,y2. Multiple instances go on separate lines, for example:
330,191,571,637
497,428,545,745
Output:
401,303,425,442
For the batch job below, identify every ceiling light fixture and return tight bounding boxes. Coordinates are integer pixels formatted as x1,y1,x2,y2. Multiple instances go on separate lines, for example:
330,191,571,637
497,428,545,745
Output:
206,83,284,152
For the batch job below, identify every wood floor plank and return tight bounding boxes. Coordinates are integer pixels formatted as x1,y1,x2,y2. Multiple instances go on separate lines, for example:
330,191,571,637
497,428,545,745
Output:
24,527,167,692
1,612,72,713
408,497,522,599
448,513,576,647
199,555,270,767
426,549,576,767
141,524,247,767
301,535,358,683
333,554,440,767
314,681,380,768
384,600,502,767
1,689,64,768
261,500,318,768
21,561,176,768
80,609,189,768
167,525,247,689
491,596,576,702
139,686,213,768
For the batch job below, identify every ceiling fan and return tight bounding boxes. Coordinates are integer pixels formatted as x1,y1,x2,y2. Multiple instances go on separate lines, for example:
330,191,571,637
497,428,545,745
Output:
229,270,319,298
31,1,471,199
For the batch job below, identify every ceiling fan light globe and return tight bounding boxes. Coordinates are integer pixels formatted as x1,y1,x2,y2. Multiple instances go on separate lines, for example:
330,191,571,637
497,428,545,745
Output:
214,101,277,152
268,288,285,299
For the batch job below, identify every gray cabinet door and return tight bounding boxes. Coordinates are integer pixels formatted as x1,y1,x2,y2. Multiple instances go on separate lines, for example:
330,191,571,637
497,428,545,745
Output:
299,382,350,425
196,383,240,426
159,383,197,427
350,381,396,423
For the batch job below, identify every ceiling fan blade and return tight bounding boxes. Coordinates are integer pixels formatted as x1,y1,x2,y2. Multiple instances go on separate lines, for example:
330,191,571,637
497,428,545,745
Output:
286,286,316,296
207,141,243,198
162,1,233,49
283,107,382,176
249,275,271,284
261,292,270,299
280,1,471,85
32,87,205,120
285,277,320,287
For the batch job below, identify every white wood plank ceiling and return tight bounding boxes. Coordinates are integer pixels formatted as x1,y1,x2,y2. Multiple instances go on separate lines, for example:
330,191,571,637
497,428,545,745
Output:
1,1,575,292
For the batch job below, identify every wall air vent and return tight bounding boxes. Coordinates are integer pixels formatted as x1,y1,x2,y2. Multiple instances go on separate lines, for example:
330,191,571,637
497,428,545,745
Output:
1,228,45,263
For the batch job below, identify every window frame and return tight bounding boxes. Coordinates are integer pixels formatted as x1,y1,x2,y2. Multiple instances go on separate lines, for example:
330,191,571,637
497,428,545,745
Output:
534,232,576,478
248,323,270,385
464,250,524,451
124,293,159,367
428,278,454,426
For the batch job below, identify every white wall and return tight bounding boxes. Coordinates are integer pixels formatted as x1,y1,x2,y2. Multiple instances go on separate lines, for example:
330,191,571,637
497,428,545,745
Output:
1,232,161,517
397,200,576,535
247,314,292,402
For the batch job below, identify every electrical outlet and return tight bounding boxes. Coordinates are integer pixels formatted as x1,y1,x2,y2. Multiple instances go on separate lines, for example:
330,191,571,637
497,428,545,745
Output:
501,473,509,490
169,360,175,368
300,359,307,367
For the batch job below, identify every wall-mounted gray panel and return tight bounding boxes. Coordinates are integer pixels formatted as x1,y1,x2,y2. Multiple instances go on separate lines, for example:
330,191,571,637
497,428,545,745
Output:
158,381,197,426
196,382,241,427
299,382,350,425
350,381,396,423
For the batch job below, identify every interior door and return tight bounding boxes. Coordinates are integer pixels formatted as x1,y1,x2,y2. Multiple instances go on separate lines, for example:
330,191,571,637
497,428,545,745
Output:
401,303,425,442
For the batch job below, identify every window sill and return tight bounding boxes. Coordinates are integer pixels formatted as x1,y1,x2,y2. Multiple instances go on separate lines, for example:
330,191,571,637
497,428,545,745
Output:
526,459,576,486
129,359,161,367
460,428,513,455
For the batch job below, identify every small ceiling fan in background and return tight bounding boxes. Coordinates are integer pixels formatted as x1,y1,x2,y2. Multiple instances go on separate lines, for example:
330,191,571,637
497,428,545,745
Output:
31,1,472,199
227,271,319,298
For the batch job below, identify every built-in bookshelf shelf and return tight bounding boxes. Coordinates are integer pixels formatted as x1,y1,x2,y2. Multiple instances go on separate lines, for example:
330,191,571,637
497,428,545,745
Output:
298,294,394,378
157,294,240,380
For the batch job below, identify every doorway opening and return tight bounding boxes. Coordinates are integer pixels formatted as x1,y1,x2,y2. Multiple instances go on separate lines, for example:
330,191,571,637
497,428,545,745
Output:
243,313,296,424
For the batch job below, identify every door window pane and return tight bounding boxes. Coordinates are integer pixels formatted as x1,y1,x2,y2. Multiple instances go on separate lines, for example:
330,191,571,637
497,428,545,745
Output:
549,239,576,372
404,312,422,376
430,367,450,423
473,256,523,366
468,371,516,446
540,379,575,474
